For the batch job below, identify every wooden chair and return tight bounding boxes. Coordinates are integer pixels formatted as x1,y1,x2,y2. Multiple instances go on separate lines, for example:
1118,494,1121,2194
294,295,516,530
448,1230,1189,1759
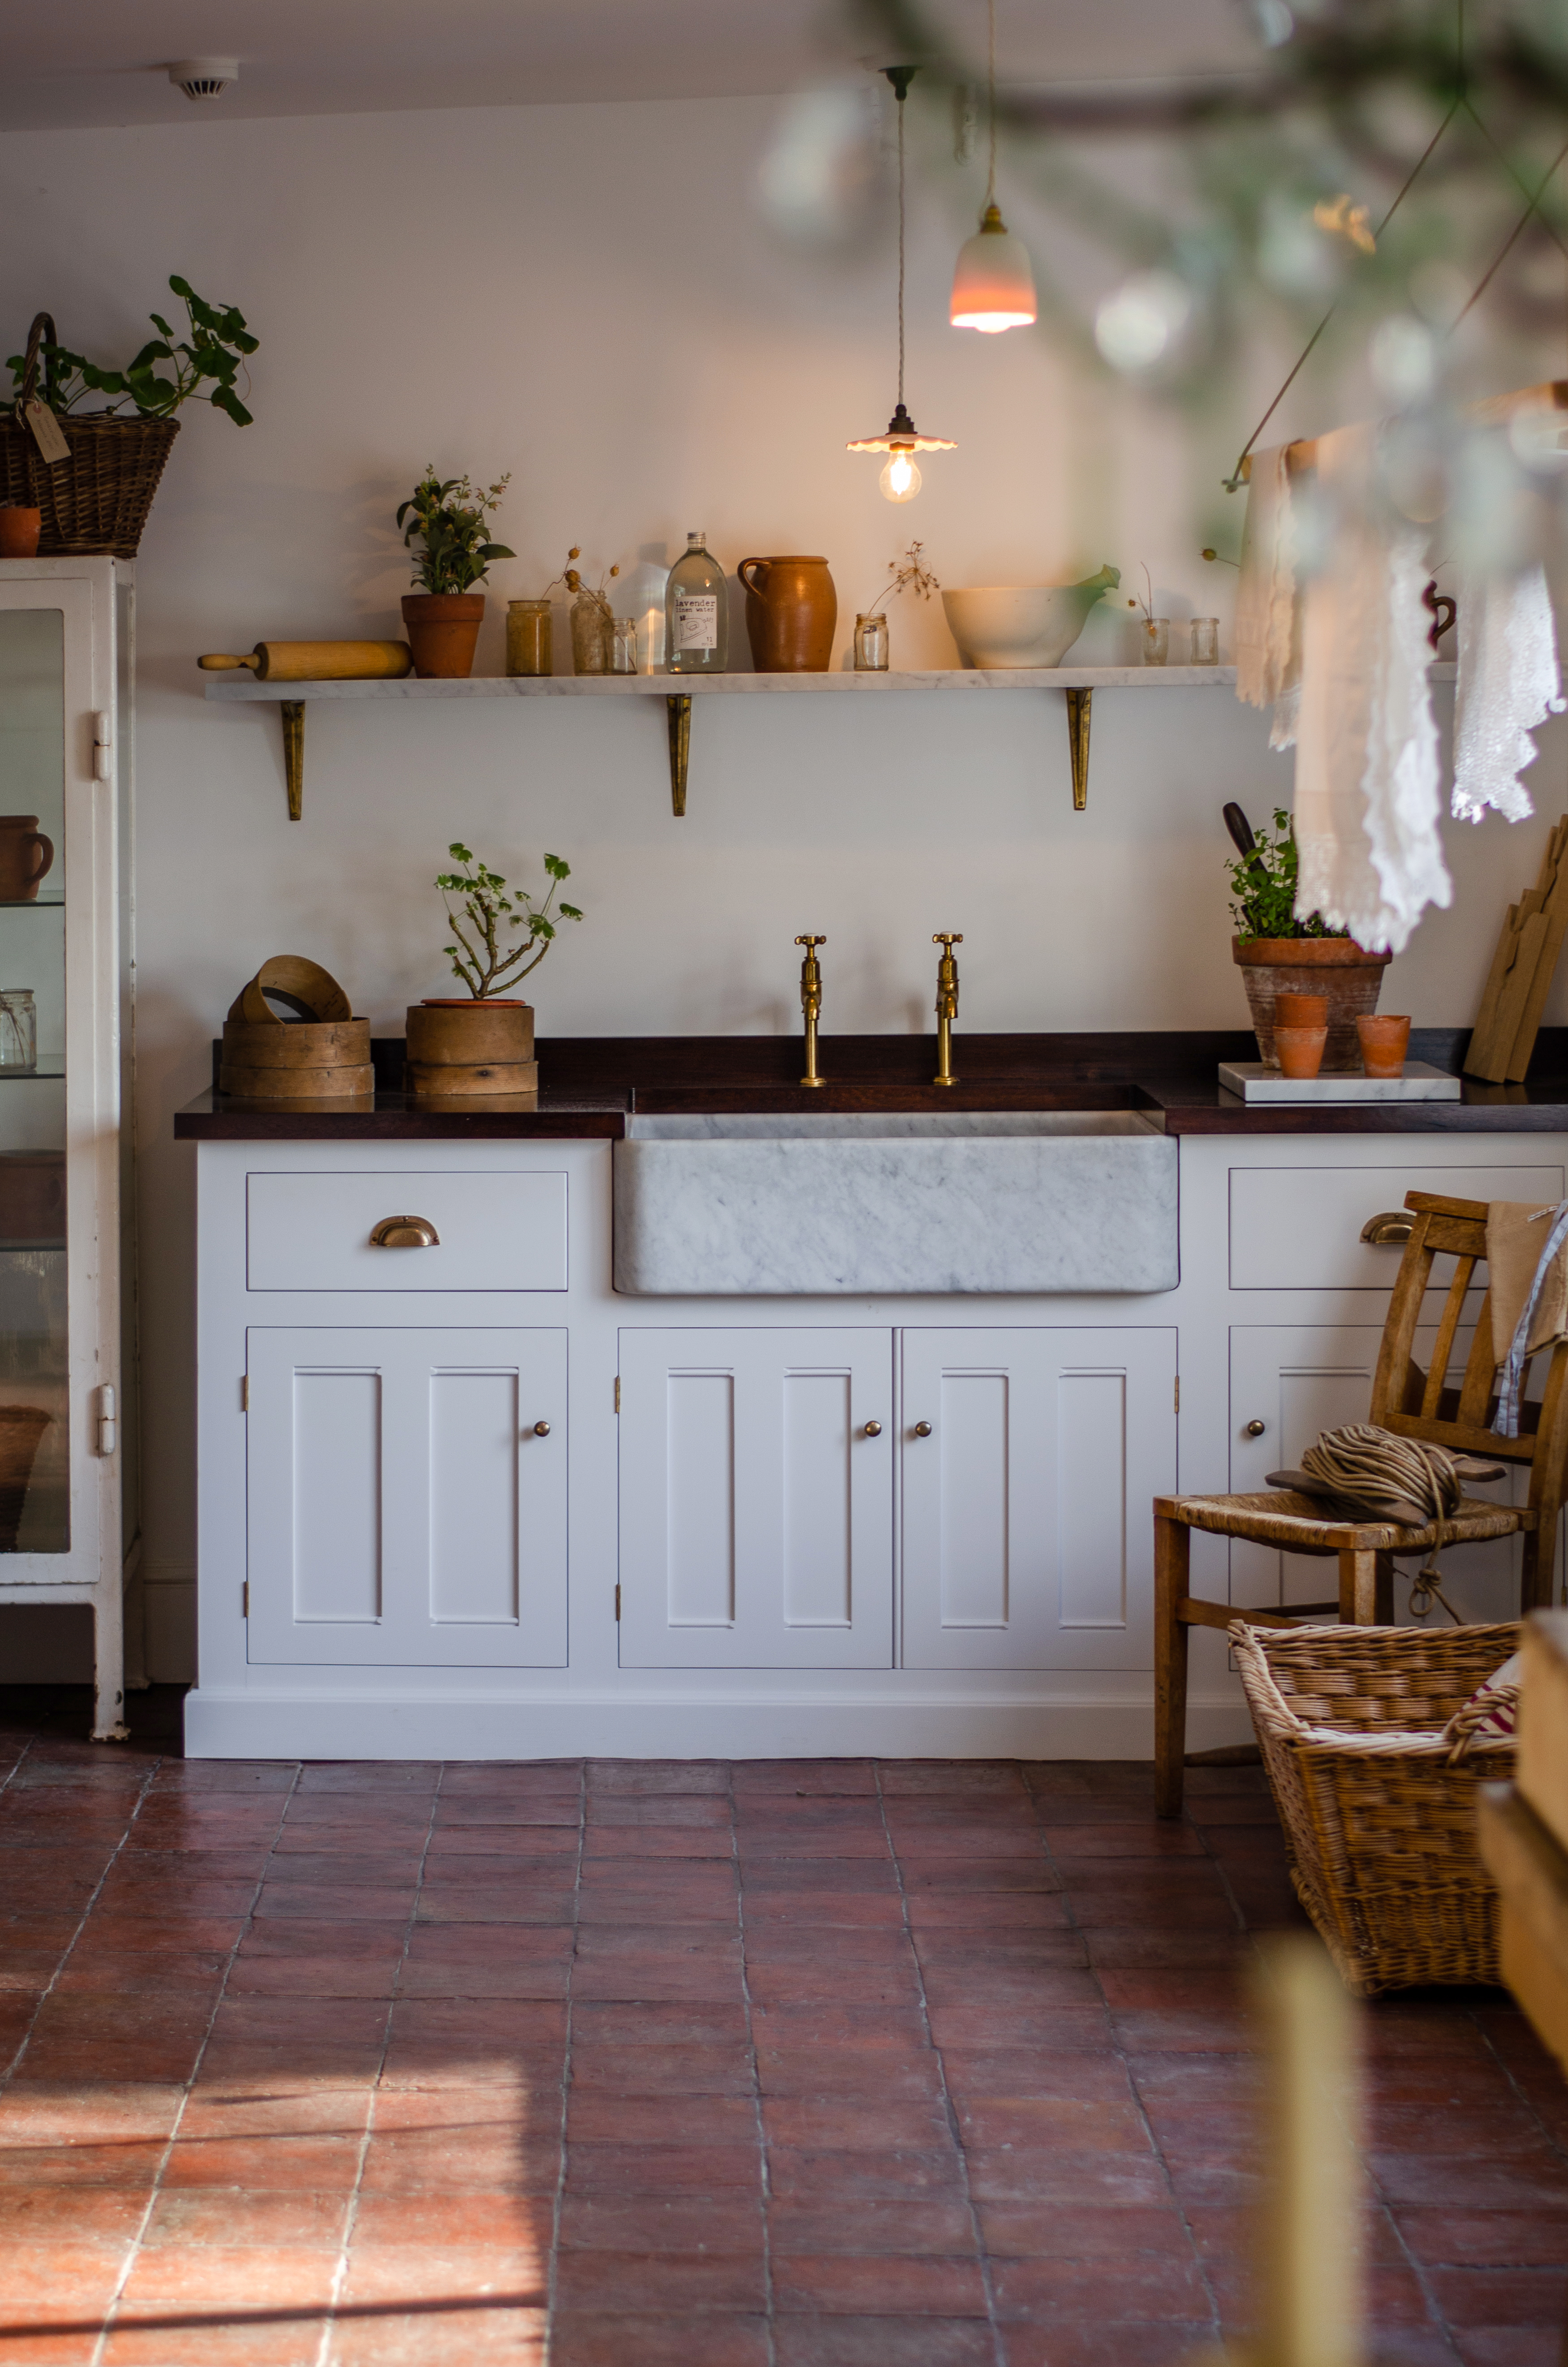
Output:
1155,1191,1568,1817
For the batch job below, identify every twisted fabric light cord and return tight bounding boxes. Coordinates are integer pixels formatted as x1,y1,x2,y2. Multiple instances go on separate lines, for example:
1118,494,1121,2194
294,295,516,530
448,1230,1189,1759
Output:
986,0,998,211
896,83,907,409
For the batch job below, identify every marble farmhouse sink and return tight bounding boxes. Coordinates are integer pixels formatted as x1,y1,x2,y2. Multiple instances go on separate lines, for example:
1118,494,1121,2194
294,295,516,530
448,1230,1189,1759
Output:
612,1112,1177,1295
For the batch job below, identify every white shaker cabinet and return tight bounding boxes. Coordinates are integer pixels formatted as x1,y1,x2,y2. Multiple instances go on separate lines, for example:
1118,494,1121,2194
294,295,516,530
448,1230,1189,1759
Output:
245,1326,568,1667
616,1326,894,1669
900,1327,1177,1670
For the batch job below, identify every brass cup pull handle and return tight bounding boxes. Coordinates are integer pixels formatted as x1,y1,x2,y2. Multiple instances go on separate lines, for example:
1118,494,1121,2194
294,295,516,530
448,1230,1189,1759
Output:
913,1421,933,1437
862,1421,883,1438
532,1420,551,1437
1244,1419,1267,1438
1360,1212,1414,1246
370,1215,440,1248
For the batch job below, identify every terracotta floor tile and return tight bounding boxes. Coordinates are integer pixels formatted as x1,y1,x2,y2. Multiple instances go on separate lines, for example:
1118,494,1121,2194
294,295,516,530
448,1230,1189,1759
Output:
999,2326,1215,2367
991,2254,1211,2322
565,2142,762,2198
142,2189,355,2247
338,2242,547,2305
773,2252,988,2315
768,2199,976,2255
1451,2333,1564,2367
556,2195,763,2253
762,2096,952,2151
1393,2206,1568,2265
553,2248,767,2311
774,2318,996,2367
978,2201,1194,2260
570,2001,750,2047
569,2042,754,2096
958,2098,1154,2154
547,2312,766,2367
567,2093,758,2147
937,2050,1133,2104
349,2189,555,2247
755,2043,943,2100
766,2147,968,2203
965,2148,1174,2208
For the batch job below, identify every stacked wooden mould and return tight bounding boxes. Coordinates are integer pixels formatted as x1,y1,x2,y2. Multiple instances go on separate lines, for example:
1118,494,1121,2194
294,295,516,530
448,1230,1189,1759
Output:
1466,813,1568,1082
220,959,373,1104
404,1000,538,1104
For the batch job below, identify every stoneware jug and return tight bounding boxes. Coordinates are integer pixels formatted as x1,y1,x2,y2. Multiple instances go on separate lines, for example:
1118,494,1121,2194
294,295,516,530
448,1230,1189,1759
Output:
737,555,837,672
0,816,54,903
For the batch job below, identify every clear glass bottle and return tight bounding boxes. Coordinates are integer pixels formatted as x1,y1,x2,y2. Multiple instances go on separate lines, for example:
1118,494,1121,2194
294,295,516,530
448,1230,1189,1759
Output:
665,532,728,673
0,989,36,1073
854,612,889,671
1190,617,1219,665
611,617,638,675
506,598,553,677
571,593,613,676
1142,617,1170,666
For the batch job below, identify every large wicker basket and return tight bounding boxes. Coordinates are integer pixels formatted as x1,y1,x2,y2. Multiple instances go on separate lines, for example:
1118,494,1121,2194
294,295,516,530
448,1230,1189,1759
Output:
1231,1620,1519,1996
3,314,180,557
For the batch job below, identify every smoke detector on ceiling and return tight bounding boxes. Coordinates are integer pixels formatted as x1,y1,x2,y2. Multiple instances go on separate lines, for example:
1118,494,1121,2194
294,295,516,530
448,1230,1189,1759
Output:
167,59,239,102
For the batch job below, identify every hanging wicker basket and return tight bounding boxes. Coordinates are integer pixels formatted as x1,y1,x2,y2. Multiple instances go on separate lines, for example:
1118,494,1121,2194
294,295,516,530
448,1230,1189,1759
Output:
1,314,181,559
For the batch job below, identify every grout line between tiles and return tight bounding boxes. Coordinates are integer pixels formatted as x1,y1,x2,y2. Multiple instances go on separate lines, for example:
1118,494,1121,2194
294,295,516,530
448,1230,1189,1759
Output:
543,1760,588,2367
872,1756,1006,2367
730,1758,777,2367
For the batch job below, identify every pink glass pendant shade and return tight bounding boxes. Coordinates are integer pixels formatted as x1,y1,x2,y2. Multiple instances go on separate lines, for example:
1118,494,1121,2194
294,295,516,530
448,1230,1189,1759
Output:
950,204,1037,331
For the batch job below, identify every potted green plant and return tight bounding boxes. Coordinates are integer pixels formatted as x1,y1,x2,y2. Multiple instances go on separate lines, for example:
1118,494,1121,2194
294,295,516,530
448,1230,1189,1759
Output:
1227,806,1390,1070
405,842,583,1098
396,470,514,678
3,280,258,558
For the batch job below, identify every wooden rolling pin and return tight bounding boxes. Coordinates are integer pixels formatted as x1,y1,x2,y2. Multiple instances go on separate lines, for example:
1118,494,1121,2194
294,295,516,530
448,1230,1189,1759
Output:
198,641,412,681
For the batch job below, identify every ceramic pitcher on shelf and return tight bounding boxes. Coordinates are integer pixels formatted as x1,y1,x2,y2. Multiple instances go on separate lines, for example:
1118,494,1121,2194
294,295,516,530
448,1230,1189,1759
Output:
0,816,53,903
737,555,838,672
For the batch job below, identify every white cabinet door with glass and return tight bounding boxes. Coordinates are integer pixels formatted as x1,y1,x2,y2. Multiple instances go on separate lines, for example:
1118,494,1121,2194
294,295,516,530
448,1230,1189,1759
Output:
245,1327,568,1667
617,1327,894,1669
0,560,130,1738
900,1328,1178,1670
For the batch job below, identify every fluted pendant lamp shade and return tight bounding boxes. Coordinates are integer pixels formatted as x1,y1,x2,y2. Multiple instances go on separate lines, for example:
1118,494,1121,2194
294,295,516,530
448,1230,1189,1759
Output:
951,203,1037,331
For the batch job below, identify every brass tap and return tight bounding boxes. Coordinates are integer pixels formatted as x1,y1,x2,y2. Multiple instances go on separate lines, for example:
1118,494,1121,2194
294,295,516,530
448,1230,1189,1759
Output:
932,933,962,1087
796,935,827,1088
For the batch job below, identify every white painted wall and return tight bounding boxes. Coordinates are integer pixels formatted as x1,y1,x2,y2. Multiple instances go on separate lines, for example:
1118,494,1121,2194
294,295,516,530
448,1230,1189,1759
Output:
1,97,1563,1676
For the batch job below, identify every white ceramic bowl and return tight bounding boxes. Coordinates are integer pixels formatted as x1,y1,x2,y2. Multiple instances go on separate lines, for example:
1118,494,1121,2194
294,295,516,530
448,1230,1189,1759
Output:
942,585,1097,670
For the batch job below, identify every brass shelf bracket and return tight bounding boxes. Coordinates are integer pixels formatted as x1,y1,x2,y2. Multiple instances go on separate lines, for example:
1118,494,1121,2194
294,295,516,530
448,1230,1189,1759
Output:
666,694,692,817
280,700,306,821
1064,686,1091,811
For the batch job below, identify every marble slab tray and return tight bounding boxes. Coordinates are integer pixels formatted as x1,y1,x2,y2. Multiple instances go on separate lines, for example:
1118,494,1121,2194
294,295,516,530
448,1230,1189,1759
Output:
1218,1061,1462,1104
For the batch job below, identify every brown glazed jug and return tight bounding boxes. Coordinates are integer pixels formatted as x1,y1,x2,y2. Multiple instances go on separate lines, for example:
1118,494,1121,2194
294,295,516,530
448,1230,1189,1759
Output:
737,555,837,672
0,817,53,902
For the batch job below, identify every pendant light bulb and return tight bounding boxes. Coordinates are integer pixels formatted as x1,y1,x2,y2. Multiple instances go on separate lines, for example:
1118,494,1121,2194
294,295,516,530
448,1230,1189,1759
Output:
951,203,1037,332
880,448,922,502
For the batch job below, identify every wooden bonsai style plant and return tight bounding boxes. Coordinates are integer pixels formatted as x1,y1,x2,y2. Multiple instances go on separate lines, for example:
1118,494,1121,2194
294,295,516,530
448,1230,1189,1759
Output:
1226,805,1388,1070
396,469,514,679
405,844,582,1101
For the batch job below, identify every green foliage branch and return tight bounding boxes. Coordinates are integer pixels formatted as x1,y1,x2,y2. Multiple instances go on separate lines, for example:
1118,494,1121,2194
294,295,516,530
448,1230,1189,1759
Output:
1227,807,1344,942
399,471,515,594
436,844,583,1000
7,277,258,424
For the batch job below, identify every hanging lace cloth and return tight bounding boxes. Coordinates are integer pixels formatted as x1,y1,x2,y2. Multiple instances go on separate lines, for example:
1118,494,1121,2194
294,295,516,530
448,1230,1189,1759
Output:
1452,561,1564,825
1292,424,1451,954
1235,443,1303,749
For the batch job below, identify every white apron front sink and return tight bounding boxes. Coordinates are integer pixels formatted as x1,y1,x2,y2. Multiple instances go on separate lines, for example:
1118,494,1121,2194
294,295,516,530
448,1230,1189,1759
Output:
612,1111,1177,1295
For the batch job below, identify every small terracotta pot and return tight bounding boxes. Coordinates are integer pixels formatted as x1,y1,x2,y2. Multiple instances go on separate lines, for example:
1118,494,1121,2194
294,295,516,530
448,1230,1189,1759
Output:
1275,1026,1327,1080
401,593,486,680
1357,1012,1411,1078
1275,992,1327,1029
1233,937,1392,1070
0,509,41,559
737,555,837,672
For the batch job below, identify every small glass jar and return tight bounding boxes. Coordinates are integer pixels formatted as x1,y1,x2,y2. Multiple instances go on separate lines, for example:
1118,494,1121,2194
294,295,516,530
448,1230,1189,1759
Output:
571,592,613,676
1190,617,1219,666
854,612,890,672
1142,617,1170,667
611,616,638,676
0,990,37,1074
505,598,553,677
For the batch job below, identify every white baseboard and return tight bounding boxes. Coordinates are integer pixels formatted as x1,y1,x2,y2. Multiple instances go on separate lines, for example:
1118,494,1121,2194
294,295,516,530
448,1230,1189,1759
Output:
183,1688,1257,1763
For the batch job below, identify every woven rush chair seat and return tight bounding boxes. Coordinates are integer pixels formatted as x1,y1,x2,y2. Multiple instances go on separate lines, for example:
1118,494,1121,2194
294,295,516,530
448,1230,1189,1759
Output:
1231,1619,1519,1993
1155,1190,1568,1816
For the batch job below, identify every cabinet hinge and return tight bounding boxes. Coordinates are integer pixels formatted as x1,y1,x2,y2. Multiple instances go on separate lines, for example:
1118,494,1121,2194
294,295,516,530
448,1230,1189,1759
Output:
241,1582,249,1618
241,1375,249,1411
1173,1375,1180,1414
614,1583,621,1622
614,1376,620,1413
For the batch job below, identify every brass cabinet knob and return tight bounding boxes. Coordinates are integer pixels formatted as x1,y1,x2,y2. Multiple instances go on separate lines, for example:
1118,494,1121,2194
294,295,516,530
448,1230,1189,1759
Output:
1244,1419,1266,1438
533,1420,551,1437
913,1421,933,1437
862,1420,883,1438
370,1214,440,1248
1360,1211,1414,1246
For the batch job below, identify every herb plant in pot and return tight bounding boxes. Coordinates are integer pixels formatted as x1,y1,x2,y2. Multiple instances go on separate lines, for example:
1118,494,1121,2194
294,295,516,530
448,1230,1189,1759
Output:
406,843,583,1100
396,470,514,678
1227,806,1390,1070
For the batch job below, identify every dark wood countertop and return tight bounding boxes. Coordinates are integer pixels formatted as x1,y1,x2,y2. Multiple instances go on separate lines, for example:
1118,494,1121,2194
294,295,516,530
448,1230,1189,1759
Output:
172,1029,1568,1139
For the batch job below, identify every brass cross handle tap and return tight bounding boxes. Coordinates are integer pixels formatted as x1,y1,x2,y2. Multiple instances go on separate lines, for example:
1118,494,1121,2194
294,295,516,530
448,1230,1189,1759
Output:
932,933,962,1088
796,934,827,1089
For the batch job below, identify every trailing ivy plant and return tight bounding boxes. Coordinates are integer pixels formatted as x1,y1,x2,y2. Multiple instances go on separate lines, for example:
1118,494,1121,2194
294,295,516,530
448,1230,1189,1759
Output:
1226,807,1344,942
7,277,258,423
436,844,583,1000
398,470,515,595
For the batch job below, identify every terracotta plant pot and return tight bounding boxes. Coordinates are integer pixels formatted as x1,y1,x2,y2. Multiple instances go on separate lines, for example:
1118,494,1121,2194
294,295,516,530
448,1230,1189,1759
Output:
405,998,537,1100
401,593,485,680
0,508,41,559
1233,937,1393,1071
1275,1025,1327,1080
1274,992,1327,1030
737,555,837,672
1357,1012,1412,1078
0,815,53,902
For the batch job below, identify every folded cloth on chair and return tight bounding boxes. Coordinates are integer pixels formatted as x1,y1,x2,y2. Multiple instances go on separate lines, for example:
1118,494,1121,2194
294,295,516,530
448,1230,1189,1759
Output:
1487,1197,1568,1435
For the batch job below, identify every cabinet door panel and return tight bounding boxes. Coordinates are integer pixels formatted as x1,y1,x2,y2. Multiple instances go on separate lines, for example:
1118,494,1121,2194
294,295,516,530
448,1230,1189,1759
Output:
901,1328,1176,1670
618,1328,892,1668
247,1327,566,1666
1229,1324,1522,1619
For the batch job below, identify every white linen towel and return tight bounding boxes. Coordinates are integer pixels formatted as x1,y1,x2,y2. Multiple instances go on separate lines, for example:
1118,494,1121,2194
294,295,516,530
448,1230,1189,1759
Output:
1452,561,1563,824
1292,424,1450,953
1234,443,1302,749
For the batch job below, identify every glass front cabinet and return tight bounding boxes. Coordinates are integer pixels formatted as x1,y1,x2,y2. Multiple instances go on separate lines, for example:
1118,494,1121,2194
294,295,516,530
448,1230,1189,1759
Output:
0,559,135,1736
